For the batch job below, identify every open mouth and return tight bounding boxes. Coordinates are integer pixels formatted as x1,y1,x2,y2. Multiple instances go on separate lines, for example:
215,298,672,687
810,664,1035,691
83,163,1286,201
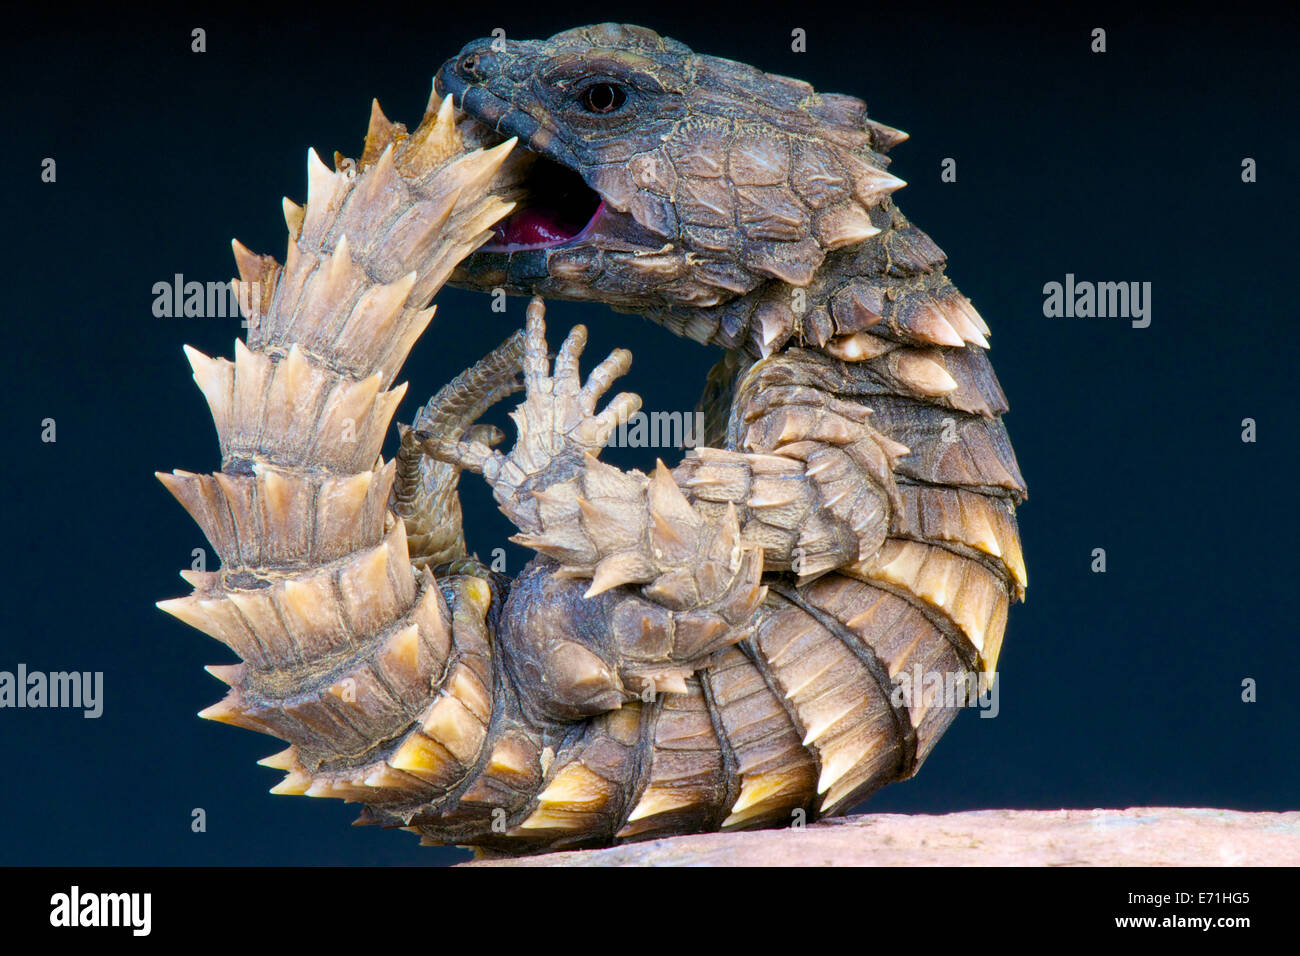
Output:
483,154,604,252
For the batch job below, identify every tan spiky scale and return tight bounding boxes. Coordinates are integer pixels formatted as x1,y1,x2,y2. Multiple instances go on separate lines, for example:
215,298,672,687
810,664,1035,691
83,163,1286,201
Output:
178,568,218,590
389,731,458,782
282,197,305,238
801,698,864,747
301,147,351,244
361,99,402,169
183,345,233,438
341,267,417,342
585,550,655,598
533,762,608,809
257,747,298,771
230,238,268,286
652,671,690,695
624,786,697,823
955,490,1004,558
203,663,242,686
825,331,891,362
948,293,991,337
898,297,965,348
940,299,989,348
483,735,540,781
157,594,265,667
516,762,611,832
814,204,881,250
840,152,907,206
269,769,312,796
865,118,909,149
157,471,237,563
396,94,464,178
198,693,272,735
577,495,642,554
421,693,486,765
723,772,799,826
891,350,959,396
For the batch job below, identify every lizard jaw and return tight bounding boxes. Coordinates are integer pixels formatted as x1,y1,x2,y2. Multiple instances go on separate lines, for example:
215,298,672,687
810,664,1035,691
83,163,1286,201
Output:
440,115,667,294
434,63,606,253
480,153,604,252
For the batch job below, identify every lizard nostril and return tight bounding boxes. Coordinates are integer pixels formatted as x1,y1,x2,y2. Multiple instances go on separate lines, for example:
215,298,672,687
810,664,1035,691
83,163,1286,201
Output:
459,52,486,81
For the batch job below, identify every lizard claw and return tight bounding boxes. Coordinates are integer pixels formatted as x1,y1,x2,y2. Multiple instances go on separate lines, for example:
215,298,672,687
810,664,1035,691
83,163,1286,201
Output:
465,423,506,448
512,295,642,461
416,430,501,477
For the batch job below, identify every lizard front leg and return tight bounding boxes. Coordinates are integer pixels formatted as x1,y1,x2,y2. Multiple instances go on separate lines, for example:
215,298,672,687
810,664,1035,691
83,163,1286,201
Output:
423,298,768,718
425,296,900,590
420,296,643,535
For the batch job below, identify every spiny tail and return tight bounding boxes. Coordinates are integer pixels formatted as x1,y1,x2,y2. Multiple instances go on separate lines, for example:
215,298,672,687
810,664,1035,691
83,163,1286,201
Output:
157,96,523,816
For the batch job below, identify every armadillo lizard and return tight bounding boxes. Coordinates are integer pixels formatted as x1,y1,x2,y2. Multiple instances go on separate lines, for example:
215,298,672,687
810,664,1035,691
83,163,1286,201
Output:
159,23,1027,856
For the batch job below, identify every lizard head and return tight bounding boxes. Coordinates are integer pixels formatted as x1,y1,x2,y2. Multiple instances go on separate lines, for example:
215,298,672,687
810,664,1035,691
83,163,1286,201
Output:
435,23,909,327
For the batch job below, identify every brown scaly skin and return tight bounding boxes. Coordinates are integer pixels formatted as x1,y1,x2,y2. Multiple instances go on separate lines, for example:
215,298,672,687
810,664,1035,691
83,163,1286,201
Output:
160,24,1027,856
420,25,1027,848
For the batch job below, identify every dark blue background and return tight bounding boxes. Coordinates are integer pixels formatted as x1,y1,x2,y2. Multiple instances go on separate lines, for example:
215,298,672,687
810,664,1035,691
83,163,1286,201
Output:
2,2,1296,866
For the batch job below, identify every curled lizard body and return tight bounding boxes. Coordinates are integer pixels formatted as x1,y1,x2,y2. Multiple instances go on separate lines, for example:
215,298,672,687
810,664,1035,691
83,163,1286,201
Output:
159,23,1026,855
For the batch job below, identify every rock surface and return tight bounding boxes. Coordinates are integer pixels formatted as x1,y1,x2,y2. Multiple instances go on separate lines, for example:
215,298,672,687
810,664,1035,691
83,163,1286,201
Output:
464,808,1300,866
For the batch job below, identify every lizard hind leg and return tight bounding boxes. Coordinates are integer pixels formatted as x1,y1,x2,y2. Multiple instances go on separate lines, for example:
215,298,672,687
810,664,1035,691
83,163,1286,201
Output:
393,330,525,568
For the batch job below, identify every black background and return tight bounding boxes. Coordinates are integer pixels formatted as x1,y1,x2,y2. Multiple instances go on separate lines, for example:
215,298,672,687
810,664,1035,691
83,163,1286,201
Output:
2,1,1296,867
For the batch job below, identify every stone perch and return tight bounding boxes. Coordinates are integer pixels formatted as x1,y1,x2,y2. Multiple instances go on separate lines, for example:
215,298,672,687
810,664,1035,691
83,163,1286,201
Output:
464,808,1300,866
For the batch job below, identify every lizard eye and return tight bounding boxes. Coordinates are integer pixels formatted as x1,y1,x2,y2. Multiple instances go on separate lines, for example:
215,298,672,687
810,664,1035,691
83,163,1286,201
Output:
578,82,627,114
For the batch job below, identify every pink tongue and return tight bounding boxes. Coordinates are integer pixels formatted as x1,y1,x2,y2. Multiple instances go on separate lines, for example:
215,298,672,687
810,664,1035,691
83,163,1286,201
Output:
495,207,575,247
